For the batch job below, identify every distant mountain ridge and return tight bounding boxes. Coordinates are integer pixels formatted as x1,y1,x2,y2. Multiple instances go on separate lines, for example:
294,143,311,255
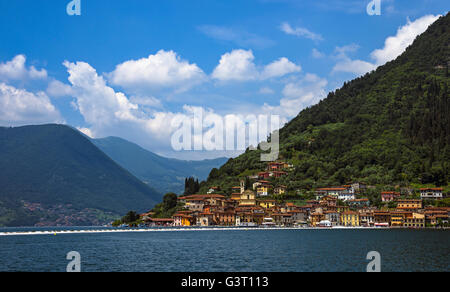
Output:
0,124,161,227
92,136,228,194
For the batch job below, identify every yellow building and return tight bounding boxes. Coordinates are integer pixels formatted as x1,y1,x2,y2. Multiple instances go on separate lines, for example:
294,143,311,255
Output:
238,190,257,206
310,211,324,227
257,185,272,196
404,213,425,228
390,212,407,227
340,211,360,227
397,199,422,211
181,215,193,226
231,193,241,201
173,213,194,226
259,200,276,209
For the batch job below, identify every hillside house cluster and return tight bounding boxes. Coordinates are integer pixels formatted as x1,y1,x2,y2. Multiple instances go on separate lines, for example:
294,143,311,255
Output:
140,161,448,228
141,190,448,228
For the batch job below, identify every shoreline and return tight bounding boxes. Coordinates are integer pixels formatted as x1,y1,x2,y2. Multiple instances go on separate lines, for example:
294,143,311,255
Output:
1,226,448,236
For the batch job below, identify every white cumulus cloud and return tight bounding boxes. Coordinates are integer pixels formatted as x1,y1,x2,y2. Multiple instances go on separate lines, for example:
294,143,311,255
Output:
108,50,207,93
0,83,61,126
212,49,259,82
212,49,300,82
0,55,47,82
261,57,301,79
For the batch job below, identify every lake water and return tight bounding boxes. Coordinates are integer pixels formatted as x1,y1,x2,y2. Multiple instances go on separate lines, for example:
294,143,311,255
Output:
0,228,448,272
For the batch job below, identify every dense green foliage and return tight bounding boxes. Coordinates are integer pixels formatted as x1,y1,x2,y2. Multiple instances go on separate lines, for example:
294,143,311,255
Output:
151,193,183,218
184,177,200,195
92,137,227,194
0,124,161,226
112,211,142,227
203,13,450,194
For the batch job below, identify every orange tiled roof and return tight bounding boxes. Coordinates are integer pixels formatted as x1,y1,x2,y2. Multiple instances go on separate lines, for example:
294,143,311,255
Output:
381,191,400,195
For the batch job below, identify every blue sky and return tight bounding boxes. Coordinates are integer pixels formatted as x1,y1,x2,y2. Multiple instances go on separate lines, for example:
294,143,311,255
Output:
0,0,448,159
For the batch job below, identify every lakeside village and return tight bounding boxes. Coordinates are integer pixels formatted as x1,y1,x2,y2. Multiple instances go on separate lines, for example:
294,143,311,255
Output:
120,161,449,229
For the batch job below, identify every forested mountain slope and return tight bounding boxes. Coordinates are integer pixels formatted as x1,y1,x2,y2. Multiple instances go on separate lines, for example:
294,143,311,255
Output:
202,13,449,193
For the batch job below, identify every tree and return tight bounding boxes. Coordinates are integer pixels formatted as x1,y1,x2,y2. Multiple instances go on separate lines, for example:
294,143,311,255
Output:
163,193,178,211
184,177,200,195
122,211,139,224
245,176,251,190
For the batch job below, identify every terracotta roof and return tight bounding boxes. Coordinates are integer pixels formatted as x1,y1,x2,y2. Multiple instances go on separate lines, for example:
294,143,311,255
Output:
149,218,174,222
341,211,358,215
349,198,369,202
381,191,400,195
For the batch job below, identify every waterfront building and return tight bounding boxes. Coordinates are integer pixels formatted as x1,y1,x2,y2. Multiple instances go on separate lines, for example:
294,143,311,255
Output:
289,210,308,225
146,218,174,227
340,211,360,227
324,211,340,226
282,213,293,227
374,211,391,226
173,211,194,226
214,211,236,226
310,211,325,227
404,213,425,228
198,212,215,226
390,211,409,227
359,211,374,227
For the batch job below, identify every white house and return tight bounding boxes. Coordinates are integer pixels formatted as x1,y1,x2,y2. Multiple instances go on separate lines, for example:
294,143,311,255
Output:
420,188,444,200
338,193,355,202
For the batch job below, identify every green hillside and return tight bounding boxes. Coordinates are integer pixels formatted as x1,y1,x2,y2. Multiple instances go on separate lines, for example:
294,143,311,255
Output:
202,13,450,194
92,137,228,194
0,124,161,226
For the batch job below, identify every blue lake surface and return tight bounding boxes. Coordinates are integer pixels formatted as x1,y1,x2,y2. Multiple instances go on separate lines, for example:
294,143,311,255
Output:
0,228,449,272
